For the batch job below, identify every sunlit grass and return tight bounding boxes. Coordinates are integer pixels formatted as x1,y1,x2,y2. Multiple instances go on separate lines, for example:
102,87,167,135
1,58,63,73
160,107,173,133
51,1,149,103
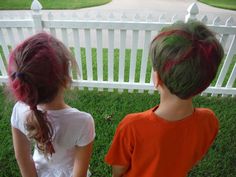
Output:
198,0,236,10
0,87,236,176
0,0,111,10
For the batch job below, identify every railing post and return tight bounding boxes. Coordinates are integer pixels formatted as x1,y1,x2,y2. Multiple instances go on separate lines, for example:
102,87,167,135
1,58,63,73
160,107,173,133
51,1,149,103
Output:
185,3,199,22
31,0,43,33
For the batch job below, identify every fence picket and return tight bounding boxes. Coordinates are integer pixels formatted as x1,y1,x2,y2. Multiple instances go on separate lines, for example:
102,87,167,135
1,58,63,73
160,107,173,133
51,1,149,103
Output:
201,15,208,24
48,13,56,37
60,28,73,79
16,27,24,41
72,29,84,90
61,28,69,47
129,30,139,92
27,28,34,36
220,17,233,52
213,16,221,25
139,30,151,93
108,29,115,92
118,29,127,92
72,29,83,79
96,29,103,91
224,62,236,97
213,35,236,96
84,29,93,90
171,15,178,23
0,29,10,64
0,54,7,76
6,27,16,48
220,34,230,51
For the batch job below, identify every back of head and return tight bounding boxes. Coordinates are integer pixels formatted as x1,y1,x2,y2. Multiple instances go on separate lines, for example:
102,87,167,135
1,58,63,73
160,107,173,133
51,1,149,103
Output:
8,32,72,106
150,20,224,99
8,32,73,156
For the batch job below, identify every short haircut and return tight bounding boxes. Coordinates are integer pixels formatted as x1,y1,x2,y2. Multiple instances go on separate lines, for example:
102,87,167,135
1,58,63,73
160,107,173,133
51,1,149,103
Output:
150,20,224,99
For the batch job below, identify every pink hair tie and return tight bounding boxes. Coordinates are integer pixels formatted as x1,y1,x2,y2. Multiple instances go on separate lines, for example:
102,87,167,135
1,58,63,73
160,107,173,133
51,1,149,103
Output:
16,72,24,78
10,72,24,80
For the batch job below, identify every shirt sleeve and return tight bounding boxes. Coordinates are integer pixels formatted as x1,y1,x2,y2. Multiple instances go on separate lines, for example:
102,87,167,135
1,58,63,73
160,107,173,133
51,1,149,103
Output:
75,113,95,147
204,114,219,153
105,120,134,166
11,102,28,136
197,109,219,162
11,103,19,128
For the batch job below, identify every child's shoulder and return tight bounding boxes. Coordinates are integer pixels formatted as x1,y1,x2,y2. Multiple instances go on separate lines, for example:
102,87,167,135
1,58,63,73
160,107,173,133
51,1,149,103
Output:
196,108,216,116
14,101,27,108
63,107,92,118
195,108,217,121
13,101,30,114
58,107,94,123
118,108,152,129
195,107,219,127
51,108,94,132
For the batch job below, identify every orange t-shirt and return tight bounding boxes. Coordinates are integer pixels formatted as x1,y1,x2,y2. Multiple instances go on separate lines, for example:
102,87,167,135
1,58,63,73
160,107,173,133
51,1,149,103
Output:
105,106,219,177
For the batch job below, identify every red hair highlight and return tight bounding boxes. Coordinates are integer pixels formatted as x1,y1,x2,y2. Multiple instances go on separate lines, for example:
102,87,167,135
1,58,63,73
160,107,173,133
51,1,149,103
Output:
150,21,224,99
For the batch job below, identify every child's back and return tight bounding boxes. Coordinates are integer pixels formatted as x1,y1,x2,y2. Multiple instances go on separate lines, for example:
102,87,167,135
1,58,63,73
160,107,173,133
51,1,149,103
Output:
105,20,224,177
11,102,94,176
106,107,218,177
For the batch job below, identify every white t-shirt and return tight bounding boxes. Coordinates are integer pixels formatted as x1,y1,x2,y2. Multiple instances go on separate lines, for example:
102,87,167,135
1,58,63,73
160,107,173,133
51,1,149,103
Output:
11,101,95,177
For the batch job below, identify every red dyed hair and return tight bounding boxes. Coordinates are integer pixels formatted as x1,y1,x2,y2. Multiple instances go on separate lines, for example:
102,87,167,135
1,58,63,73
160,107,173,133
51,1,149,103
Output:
150,20,224,99
8,32,73,156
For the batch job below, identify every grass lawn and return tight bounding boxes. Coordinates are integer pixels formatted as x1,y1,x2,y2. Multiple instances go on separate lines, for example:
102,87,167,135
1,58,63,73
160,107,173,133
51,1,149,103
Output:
198,0,236,10
0,0,111,10
0,87,236,177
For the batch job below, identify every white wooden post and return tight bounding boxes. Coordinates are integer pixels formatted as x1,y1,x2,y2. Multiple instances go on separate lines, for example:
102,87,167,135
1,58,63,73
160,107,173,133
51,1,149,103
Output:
185,3,199,22
200,15,208,24
31,0,43,33
220,17,233,52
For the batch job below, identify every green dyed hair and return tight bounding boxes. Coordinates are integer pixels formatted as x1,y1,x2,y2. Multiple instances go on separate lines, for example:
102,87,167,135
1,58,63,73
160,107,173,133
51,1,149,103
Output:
150,20,224,99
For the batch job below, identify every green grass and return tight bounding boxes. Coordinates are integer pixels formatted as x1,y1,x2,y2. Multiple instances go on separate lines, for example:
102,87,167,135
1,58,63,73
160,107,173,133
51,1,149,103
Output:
198,0,236,10
0,87,236,177
0,0,111,10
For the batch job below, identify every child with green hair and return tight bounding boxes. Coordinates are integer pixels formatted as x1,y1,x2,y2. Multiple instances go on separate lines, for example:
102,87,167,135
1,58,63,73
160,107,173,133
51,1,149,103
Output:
105,20,224,177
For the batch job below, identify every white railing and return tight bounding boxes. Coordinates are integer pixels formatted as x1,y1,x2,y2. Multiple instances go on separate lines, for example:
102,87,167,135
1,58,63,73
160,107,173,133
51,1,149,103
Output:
0,0,236,96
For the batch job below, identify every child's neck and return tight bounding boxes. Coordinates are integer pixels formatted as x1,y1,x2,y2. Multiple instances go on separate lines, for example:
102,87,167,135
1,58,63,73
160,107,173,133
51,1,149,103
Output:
155,88,194,121
39,88,69,111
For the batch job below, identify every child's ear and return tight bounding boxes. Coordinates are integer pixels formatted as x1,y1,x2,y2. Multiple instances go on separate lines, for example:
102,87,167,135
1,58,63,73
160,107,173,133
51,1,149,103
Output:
153,71,158,88
152,71,162,89
62,77,72,89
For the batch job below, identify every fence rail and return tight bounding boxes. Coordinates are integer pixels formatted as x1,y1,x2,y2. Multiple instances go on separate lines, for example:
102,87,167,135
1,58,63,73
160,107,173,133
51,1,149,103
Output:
0,0,236,96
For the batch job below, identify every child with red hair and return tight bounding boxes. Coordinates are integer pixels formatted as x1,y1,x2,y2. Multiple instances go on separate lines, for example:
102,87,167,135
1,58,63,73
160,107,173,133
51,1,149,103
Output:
105,20,224,177
8,33,95,177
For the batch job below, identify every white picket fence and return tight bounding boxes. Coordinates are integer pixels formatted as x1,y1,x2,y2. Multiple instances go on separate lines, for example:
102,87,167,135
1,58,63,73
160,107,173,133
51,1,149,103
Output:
0,0,236,96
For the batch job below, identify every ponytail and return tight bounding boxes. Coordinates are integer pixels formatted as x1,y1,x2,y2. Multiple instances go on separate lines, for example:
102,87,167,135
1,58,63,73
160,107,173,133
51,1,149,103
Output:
10,71,55,156
25,107,55,156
